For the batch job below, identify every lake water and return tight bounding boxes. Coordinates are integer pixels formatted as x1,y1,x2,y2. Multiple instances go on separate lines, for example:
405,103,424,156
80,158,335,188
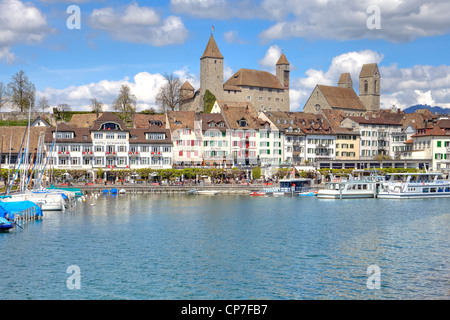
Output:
1,193,449,300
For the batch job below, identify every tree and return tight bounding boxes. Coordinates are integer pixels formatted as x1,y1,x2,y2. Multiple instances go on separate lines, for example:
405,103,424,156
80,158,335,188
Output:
113,85,136,122
203,90,216,113
251,167,262,180
67,169,87,185
0,82,8,110
37,96,50,112
90,98,103,113
155,73,182,112
7,70,36,112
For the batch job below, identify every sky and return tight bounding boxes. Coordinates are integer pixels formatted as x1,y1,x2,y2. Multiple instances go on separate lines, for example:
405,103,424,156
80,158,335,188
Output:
0,0,449,112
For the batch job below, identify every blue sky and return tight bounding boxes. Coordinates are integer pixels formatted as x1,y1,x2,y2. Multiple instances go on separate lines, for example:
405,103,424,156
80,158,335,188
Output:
1,0,450,111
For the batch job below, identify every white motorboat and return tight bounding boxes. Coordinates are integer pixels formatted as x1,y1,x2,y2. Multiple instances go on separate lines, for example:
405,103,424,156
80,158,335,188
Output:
197,190,219,195
377,173,450,199
317,181,378,199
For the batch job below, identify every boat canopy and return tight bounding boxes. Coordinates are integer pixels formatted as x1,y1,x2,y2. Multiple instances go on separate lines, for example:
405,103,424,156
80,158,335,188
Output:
0,201,43,219
0,204,11,220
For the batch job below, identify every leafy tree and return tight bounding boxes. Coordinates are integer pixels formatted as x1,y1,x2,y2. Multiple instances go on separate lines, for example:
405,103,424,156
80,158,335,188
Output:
7,70,36,112
203,89,216,113
67,169,87,184
251,167,261,180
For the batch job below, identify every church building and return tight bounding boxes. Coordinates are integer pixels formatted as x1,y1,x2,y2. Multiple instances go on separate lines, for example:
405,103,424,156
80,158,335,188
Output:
303,63,381,116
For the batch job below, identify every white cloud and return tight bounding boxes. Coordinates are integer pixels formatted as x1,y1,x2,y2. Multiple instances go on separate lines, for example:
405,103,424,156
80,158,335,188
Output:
0,0,51,63
259,0,450,43
224,30,248,44
289,50,450,110
258,45,282,73
36,68,204,112
89,3,189,46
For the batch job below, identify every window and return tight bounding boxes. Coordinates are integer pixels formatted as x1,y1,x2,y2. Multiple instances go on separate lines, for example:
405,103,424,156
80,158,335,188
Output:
94,133,103,140
117,134,127,140
106,134,115,140
364,80,368,93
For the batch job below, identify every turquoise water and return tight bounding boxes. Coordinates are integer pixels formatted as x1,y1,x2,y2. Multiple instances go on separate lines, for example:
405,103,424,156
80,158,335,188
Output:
0,194,449,300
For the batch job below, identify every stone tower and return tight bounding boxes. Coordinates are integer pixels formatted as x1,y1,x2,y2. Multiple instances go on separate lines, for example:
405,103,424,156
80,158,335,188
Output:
200,34,224,106
338,73,353,89
276,53,290,90
359,63,380,112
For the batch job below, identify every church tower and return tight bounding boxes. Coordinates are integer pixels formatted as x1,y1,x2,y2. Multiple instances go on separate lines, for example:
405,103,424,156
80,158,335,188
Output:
200,34,224,107
276,53,290,90
359,63,380,112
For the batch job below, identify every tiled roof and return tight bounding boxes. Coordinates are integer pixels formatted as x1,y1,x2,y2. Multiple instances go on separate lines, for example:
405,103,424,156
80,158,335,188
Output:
318,85,366,111
200,34,223,59
69,113,102,128
359,63,379,78
197,113,229,132
276,53,289,65
133,114,166,129
0,126,48,153
224,68,283,90
167,111,196,130
128,128,172,144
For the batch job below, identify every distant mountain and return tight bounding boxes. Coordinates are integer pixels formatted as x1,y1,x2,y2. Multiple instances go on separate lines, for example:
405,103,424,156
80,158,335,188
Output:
403,104,450,114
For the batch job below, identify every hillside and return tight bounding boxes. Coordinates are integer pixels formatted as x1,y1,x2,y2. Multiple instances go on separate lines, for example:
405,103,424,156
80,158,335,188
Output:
403,104,450,114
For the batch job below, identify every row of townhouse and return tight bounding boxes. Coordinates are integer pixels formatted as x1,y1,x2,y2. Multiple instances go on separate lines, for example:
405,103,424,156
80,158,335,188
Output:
1,105,447,176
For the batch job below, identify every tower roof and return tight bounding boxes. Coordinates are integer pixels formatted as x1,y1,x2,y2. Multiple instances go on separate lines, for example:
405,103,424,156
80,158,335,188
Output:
181,80,194,91
276,53,289,65
201,34,223,60
338,73,352,84
359,63,379,78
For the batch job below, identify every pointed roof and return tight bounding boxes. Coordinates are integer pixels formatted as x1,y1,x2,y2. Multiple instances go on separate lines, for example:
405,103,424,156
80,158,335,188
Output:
338,73,352,84
181,80,194,91
276,53,289,65
201,34,223,60
317,85,366,111
359,63,379,78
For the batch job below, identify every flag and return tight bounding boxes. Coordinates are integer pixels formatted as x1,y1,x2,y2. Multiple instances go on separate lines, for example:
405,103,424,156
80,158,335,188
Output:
212,25,215,33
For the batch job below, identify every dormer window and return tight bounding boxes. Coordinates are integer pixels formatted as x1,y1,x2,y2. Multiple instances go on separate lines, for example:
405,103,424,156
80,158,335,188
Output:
100,122,121,131
238,119,247,127
208,122,215,127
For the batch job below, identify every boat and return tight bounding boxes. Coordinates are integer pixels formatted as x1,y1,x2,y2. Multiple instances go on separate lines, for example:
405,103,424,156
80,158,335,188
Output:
118,189,126,194
0,206,14,231
249,191,265,196
279,178,312,195
186,190,198,195
272,191,285,197
377,173,450,199
197,190,219,195
111,188,118,194
317,181,378,199
298,190,318,197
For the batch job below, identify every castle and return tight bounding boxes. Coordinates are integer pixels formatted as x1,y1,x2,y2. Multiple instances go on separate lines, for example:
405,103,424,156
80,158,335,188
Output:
180,34,290,113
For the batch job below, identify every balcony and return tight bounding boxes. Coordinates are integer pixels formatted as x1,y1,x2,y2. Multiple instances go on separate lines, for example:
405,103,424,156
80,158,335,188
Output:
58,151,70,156
129,151,140,157
105,151,116,156
82,151,93,156
151,151,162,157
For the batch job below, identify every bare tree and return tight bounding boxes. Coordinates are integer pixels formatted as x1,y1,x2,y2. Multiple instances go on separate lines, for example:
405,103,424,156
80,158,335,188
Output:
113,85,136,122
90,98,103,113
37,96,50,112
57,103,72,112
7,70,36,112
0,82,8,110
155,73,182,112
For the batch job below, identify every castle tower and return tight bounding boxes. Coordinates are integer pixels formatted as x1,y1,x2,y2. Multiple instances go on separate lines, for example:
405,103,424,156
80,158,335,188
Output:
359,63,380,112
276,53,290,90
338,73,353,89
200,34,224,106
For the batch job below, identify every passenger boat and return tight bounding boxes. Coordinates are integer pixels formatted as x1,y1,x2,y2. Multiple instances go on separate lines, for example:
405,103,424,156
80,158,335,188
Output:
279,178,312,195
377,173,450,199
317,181,378,199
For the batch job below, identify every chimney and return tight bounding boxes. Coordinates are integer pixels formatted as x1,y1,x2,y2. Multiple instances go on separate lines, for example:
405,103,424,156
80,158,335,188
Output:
246,105,249,113
365,115,369,121
424,119,428,128
96,110,99,118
